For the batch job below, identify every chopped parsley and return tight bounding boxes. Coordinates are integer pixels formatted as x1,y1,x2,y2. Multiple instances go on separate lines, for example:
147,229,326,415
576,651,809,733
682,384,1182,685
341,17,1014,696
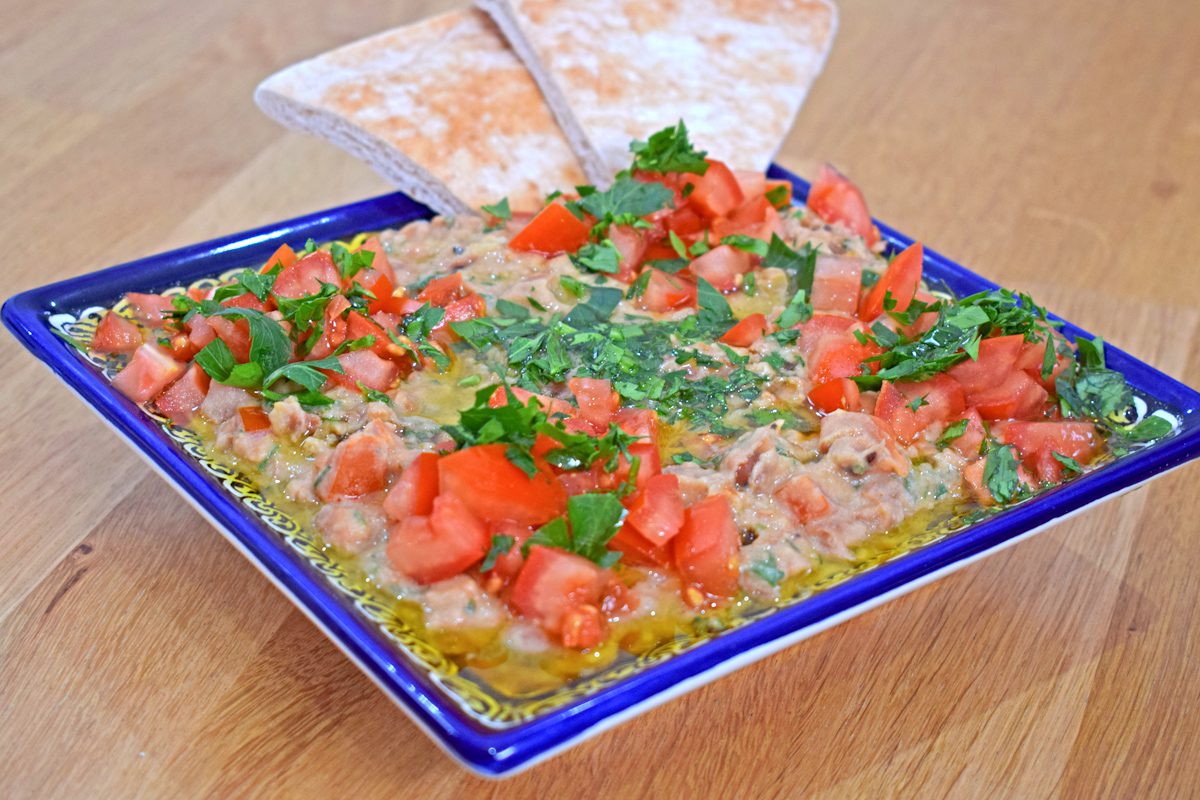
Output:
628,120,709,176
983,443,1023,504
525,492,625,568
480,534,515,572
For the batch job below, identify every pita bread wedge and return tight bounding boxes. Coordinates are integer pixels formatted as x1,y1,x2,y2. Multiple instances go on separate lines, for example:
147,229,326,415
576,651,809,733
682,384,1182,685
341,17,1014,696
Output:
254,9,587,215
477,0,838,185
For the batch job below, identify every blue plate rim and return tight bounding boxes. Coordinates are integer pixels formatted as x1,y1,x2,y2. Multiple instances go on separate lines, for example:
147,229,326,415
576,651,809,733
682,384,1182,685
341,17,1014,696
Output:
5,165,1199,776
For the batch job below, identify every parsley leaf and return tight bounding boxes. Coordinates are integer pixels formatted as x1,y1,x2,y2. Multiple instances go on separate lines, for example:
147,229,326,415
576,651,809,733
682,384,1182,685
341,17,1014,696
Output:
936,418,969,448
983,443,1023,504
329,242,375,281
578,177,674,230
526,493,625,568
1051,452,1085,475
481,197,511,221
628,121,709,175
749,553,785,586
763,235,817,295
721,235,769,257
776,289,813,329
570,239,621,274
696,277,734,329
480,534,515,572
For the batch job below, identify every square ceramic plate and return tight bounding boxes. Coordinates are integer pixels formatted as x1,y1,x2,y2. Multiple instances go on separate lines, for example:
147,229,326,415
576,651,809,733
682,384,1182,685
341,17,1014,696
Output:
5,166,1200,777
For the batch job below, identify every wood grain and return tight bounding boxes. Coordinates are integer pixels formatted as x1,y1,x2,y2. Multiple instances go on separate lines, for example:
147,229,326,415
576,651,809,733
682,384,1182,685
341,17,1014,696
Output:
2,0,1198,796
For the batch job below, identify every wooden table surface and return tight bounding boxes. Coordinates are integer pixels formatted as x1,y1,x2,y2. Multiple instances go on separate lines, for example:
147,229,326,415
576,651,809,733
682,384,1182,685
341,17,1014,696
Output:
3,0,1199,796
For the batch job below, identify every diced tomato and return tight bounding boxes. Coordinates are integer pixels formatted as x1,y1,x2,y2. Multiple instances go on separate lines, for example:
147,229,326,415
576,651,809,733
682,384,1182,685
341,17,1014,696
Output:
614,407,659,442
624,473,685,545
807,378,861,413
316,430,390,501
663,206,705,238
91,312,142,354
811,256,865,315
733,170,767,200
776,475,830,523
510,545,606,634
1014,336,1073,391
482,520,535,585
859,242,924,322
385,493,489,585
796,314,858,347
712,196,782,242
688,245,753,293
304,295,350,360
438,444,566,526
153,363,210,426
944,407,987,458
947,335,1026,395
556,463,616,496
187,315,216,350
614,441,661,492
438,292,486,327
125,292,176,327
994,421,1098,472
489,386,575,420
610,521,673,568
508,203,590,255
608,225,648,281
207,316,252,363
719,313,768,347
328,349,401,392
568,377,619,430
673,495,740,598
639,269,696,312
414,273,464,306
219,291,271,313
970,370,1049,420
807,331,881,385
873,375,966,444
560,605,605,650
344,311,392,358
807,163,880,245
111,344,186,404
357,235,395,283
238,406,272,432
273,250,341,298
366,274,407,316
688,159,745,219
382,451,440,520
262,243,297,272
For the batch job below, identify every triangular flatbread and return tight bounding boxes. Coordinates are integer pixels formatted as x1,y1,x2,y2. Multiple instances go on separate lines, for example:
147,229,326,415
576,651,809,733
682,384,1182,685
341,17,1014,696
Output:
255,9,587,215
478,0,838,184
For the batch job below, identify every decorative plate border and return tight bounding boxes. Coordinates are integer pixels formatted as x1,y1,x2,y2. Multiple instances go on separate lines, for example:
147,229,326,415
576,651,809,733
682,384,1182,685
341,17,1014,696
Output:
5,169,1200,775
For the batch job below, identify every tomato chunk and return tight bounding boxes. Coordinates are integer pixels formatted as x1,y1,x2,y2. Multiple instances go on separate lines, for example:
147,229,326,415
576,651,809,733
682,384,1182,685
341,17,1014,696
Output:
859,242,923,322
609,522,672,568
688,159,745,219
624,473,685,545
273,250,341,298
947,335,1026,395
873,375,965,444
776,475,830,523
153,363,210,425
673,495,741,599
438,444,566,526
994,421,1099,471
811,256,864,315
238,406,272,432
943,408,987,458
719,313,768,347
688,245,753,293
124,293,175,327
386,494,489,585
807,330,881,385
509,203,590,254
568,377,619,430
639,269,696,312
262,243,297,272
330,349,401,392
383,452,440,520
316,430,390,501
91,312,142,354
807,163,880,245
807,378,861,413
970,370,1049,420
510,545,606,634
111,344,186,404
